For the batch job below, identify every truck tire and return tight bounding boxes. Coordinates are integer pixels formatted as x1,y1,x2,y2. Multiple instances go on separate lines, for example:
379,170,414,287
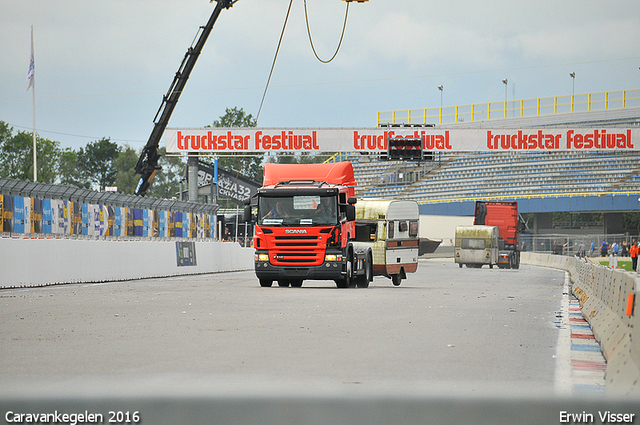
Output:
335,252,353,288
355,252,372,288
259,279,273,287
278,280,290,287
291,279,303,287
391,274,402,286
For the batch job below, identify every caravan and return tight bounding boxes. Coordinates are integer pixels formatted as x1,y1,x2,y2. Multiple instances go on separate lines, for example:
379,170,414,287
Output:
353,199,420,286
454,225,499,268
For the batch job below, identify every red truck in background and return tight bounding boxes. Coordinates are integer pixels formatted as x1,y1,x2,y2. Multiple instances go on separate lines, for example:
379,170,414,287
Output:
474,200,522,269
245,162,373,288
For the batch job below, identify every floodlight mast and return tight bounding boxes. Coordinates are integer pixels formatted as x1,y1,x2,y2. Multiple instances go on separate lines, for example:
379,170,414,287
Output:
134,0,236,196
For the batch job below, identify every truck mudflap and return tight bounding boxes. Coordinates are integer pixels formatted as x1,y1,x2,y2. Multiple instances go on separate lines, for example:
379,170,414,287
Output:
497,250,520,269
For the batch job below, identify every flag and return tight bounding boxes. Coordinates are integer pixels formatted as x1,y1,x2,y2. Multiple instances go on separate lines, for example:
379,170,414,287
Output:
25,26,34,92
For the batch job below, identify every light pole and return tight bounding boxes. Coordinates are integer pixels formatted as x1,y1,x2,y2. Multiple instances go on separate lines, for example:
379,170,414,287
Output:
438,85,443,107
570,72,575,112
570,72,575,95
502,79,508,117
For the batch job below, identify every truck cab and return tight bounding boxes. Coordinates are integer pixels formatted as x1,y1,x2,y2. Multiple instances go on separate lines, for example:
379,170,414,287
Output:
246,162,371,288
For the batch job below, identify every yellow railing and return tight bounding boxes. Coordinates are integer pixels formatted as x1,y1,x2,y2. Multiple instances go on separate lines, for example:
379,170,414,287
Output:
377,89,640,126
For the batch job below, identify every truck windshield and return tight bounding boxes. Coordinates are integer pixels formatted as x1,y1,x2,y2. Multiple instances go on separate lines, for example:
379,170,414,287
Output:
258,195,338,226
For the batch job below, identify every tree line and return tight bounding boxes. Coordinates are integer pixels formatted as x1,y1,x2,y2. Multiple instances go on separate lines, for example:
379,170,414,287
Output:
0,108,330,203
0,120,184,198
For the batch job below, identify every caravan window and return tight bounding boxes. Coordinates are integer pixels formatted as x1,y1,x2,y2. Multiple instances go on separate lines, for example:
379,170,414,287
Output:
409,220,419,237
461,238,486,250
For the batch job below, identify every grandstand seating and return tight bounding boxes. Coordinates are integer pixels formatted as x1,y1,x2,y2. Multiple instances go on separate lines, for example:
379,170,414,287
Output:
358,90,640,203
352,150,640,202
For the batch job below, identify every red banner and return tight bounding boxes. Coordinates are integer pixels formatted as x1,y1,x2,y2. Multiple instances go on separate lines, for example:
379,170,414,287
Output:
166,128,638,153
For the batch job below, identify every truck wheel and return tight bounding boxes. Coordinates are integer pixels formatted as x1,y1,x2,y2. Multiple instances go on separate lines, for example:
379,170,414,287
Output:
459,263,463,268
291,280,303,288
335,252,353,288
259,279,273,287
356,253,372,288
278,280,290,287
391,274,402,286
513,253,520,269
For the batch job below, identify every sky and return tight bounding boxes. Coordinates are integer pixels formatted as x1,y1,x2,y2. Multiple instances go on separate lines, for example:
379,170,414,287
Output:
1,0,639,151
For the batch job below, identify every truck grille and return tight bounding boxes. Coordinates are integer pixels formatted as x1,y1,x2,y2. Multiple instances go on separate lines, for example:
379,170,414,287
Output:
271,235,323,266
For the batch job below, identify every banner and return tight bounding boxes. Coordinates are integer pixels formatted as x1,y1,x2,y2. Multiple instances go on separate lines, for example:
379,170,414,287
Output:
13,197,25,234
166,127,639,153
197,160,261,204
176,241,197,267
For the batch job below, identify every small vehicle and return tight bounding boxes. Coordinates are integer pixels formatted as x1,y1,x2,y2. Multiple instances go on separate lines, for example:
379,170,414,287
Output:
474,201,521,269
454,225,499,268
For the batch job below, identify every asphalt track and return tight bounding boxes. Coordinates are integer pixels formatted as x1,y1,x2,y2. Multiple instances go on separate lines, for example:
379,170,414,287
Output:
0,259,569,394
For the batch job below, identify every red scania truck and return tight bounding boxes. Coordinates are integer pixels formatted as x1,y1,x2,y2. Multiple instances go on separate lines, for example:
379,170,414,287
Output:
473,200,521,269
245,162,373,288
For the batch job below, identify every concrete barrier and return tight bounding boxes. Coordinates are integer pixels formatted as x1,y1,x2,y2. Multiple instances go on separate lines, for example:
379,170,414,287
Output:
522,252,639,395
0,237,254,289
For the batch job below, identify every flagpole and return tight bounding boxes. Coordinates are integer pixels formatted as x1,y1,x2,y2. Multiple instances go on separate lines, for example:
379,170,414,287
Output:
31,25,37,182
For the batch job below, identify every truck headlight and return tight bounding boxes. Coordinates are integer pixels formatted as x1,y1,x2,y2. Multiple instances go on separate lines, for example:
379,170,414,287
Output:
325,254,337,262
256,253,269,262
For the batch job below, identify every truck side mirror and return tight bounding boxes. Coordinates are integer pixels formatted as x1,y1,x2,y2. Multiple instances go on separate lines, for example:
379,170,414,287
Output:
345,204,356,222
243,205,253,223
347,196,357,205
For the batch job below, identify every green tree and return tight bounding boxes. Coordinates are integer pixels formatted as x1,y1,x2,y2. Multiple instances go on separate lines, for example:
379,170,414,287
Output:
0,121,60,183
77,138,121,191
57,147,88,188
148,147,185,199
113,145,140,194
205,107,264,184
211,106,257,127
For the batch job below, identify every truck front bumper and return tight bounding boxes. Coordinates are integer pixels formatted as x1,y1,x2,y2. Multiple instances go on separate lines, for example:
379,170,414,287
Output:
254,251,346,281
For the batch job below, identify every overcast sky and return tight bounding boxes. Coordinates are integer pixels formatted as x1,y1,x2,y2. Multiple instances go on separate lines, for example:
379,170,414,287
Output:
1,0,639,151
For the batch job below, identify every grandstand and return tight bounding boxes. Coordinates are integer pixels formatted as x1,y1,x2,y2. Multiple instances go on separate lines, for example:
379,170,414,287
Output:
334,89,640,247
348,89,640,206
355,150,640,202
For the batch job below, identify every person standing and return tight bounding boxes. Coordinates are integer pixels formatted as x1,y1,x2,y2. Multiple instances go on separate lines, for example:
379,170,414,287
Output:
611,242,619,268
589,241,595,257
630,241,638,272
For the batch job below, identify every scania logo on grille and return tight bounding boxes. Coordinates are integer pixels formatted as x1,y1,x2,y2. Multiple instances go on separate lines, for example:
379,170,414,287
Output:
285,229,307,234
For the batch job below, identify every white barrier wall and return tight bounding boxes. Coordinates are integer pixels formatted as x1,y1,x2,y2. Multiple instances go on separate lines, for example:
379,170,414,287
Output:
0,238,254,289
522,252,639,395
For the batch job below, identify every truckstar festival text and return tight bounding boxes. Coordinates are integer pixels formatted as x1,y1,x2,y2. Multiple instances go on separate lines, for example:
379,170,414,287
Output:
165,128,637,153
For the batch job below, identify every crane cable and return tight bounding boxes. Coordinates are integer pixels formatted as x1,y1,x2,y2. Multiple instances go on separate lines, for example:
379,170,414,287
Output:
256,0,295,124
256,0,350,124
304,0,350,64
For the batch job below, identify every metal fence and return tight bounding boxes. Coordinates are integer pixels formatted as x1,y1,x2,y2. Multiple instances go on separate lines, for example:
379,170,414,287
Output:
0,178,220,240
521,233,637,257
378,88,640,126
